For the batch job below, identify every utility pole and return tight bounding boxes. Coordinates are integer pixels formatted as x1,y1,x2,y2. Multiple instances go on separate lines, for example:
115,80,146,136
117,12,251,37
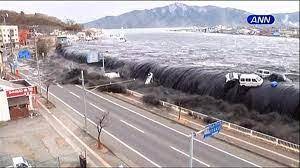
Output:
81,70,87,132
103,51,107,75
33,26,41,94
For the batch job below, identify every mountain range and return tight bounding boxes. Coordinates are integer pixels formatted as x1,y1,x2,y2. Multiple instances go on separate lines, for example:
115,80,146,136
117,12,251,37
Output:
84,3,299,28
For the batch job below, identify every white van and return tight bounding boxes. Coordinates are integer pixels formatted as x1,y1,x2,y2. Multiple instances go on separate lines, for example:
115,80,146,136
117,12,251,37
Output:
256,69,271,78
239,74,263,87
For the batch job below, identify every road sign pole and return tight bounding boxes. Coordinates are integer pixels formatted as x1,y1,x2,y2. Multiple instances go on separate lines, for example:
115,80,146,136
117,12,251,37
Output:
188,126,214,168
189,132,195,168
81,70,87,133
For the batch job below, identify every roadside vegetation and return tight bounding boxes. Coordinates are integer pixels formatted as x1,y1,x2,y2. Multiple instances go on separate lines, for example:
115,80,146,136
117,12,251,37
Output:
25,53,299,144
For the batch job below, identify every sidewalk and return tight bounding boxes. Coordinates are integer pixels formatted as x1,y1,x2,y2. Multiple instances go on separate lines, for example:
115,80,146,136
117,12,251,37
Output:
0,114,78,167
37,96,128,167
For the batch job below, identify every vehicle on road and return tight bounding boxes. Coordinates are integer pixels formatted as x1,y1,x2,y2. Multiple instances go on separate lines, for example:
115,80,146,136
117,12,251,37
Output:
255,69,271,78
239,74,263,87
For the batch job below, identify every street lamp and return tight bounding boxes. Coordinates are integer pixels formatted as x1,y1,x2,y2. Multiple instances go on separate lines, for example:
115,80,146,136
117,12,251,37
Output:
80,70,87,133
31,25,42,94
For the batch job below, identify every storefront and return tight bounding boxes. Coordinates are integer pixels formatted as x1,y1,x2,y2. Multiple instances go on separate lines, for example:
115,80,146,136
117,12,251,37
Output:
0,79,37,121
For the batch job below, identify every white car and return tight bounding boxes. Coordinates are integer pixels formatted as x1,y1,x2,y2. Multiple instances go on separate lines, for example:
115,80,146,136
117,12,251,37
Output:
239,74,263,87
225,72,240,83
12,157,31,168
255,69,271,78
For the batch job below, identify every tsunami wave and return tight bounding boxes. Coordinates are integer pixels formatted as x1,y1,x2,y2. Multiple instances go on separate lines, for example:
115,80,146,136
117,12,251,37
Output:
58,46,300,120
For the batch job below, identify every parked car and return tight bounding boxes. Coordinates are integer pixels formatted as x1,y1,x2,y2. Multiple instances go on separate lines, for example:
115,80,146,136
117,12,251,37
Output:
255,69,271,78
239,74,263,87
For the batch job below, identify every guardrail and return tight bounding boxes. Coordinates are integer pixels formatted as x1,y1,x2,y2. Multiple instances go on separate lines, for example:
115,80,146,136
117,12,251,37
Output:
127,90,300,153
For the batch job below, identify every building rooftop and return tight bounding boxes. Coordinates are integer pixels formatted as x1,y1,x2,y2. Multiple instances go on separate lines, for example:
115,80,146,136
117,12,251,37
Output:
0,79,30,91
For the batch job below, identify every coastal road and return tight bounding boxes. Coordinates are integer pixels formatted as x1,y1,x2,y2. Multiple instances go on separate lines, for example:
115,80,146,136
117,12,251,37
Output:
19,68,293,167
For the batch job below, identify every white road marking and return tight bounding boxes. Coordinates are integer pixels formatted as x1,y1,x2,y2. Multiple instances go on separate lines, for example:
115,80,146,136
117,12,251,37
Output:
170,146,210,167
23,78,160,167
87,118,160,167
89,102,105,112
69,91,80,98
193,138,261,167
57,83,63,88
79,84,299,164
171,109,300,163
120,120,145,134
78,85,261,167
38,100,110,167
20,73,297,166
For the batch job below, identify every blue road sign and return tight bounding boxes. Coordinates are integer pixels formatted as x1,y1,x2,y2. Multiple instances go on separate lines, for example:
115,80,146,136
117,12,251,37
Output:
203,120,222,139
18,49,31,59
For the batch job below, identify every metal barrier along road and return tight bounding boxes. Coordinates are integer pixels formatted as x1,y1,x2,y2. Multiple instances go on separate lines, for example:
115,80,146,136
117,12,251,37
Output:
127,89,300,153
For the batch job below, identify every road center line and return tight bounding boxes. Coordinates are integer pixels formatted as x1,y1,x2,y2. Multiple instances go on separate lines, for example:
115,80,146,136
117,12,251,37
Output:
22,77,160,167
89,102,105,112
19,73,276,167
69,91,80,98
170,146,210,167
76,85,261,167
120,120,145,134
57,84,63,88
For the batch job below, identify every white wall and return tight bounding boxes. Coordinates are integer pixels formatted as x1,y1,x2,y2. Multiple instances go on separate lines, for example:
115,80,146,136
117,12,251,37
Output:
0,91,10,121
0,25,19,45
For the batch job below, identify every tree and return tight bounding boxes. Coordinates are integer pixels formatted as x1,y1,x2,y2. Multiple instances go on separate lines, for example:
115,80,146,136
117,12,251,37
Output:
43,74,56,103
40,58,59,103
37,38,51,58
96,111,110,149
64,19,83,32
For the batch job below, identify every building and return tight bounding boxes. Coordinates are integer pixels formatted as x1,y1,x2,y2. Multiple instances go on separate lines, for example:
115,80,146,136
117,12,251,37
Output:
76,32,86,40
85,28,103,40
0,79,37,121
19,29,29,46
0,25,19,48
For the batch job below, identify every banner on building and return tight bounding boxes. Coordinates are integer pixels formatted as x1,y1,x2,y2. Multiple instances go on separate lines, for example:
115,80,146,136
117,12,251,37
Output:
6,86,37,98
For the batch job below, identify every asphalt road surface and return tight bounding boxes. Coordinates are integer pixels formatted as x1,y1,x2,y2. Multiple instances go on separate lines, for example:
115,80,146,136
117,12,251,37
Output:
19,68,294,167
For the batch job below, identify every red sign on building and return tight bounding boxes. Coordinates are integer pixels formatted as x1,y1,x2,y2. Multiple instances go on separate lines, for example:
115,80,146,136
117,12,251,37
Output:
6,86,37,98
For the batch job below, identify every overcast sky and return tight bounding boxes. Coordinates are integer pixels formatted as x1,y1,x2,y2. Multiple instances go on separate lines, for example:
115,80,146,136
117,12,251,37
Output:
1,1,299,23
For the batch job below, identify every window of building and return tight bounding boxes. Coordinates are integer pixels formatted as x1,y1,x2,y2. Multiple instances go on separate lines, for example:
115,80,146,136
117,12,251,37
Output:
246,78,251,82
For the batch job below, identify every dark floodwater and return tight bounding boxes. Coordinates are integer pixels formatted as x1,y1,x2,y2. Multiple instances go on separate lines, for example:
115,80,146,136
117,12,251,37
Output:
74,28,299,76
61,28,299,119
